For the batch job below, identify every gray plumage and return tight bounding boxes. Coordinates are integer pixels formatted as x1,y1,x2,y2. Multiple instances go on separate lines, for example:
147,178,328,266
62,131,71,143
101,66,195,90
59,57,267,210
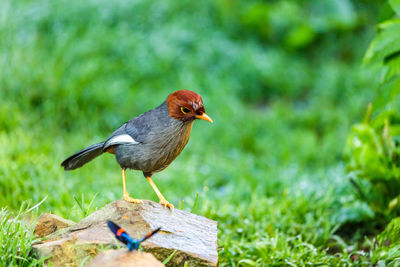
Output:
61,102,194,176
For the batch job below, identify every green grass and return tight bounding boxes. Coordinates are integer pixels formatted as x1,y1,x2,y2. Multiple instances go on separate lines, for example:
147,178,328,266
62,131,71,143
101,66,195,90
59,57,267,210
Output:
0,0,388,265
0,204,45,266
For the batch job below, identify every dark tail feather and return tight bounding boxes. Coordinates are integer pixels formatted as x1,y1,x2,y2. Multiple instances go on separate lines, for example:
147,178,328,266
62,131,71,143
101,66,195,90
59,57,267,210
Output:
61,142,104,170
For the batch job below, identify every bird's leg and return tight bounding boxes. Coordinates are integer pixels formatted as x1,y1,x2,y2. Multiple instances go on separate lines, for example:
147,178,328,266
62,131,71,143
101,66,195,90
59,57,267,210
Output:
146,176,174,210
122,169,142,204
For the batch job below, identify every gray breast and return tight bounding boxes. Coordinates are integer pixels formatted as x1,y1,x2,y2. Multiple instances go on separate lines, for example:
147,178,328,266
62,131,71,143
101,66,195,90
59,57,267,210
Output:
113,107,194,174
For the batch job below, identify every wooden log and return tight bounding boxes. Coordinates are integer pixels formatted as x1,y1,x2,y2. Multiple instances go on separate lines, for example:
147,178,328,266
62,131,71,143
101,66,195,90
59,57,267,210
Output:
33,200,218,266
34,213,75,238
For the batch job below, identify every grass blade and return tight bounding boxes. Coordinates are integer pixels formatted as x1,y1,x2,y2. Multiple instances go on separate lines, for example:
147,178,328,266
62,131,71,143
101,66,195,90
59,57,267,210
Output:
191,193,199,213
163,250,177,264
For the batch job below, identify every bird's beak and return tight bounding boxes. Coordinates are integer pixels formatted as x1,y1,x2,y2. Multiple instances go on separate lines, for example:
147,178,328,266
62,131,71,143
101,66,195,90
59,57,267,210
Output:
195,113,213,123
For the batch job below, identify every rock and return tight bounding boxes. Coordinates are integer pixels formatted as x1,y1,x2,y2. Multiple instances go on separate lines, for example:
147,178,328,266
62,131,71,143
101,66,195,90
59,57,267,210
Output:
34,213,75,238
88,250,165,267
33,200,218,266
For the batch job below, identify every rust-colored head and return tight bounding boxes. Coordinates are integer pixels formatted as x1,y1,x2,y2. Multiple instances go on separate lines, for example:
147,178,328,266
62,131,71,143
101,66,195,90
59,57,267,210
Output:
166,90,213,123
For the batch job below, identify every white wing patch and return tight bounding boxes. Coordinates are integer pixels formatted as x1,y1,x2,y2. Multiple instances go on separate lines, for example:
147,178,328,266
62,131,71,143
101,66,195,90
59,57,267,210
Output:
107,134,139,146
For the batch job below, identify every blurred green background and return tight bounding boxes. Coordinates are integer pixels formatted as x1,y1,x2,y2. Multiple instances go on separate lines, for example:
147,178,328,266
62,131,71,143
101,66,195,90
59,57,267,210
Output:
1,0,397,265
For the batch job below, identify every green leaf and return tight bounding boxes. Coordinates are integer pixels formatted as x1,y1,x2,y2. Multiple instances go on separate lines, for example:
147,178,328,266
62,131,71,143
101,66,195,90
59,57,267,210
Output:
381,57,400,82
373,77,400,110
284,24,316,49
378,217,400,245
378,3,396,23
364,20,400,66
390,0,400,17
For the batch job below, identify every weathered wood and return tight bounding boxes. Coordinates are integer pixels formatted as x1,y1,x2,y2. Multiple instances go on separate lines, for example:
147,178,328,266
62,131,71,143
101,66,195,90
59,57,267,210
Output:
88,250,165,267
34,213,75,238
33,200,218,266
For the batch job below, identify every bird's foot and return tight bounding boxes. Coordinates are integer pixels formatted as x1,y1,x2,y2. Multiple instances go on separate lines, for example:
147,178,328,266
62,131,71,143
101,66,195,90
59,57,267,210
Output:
159,199,174,210
123,194,143,204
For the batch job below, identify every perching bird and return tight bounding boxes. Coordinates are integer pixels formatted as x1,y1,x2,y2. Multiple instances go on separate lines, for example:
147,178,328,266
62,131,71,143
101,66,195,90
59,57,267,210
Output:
61,90,212,209
107,220,161,252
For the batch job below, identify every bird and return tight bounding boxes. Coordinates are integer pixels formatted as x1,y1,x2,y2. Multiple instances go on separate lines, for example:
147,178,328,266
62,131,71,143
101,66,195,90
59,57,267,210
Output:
61,90,212,209
107,220,161,252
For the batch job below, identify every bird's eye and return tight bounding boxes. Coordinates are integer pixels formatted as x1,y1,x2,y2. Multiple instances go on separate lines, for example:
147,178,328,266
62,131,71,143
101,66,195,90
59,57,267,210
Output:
181,107,190,114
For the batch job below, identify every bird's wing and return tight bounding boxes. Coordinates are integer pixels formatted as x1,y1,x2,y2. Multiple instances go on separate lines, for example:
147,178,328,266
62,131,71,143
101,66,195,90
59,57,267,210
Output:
102,113,152,150
103,122,140,150
139,227,161,243
107,220,134,246
123,113,153,142
103,101,168,151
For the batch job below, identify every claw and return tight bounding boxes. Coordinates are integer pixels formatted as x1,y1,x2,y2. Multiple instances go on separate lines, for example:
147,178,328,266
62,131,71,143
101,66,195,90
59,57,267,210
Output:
159,199,174,210
123,194,143,204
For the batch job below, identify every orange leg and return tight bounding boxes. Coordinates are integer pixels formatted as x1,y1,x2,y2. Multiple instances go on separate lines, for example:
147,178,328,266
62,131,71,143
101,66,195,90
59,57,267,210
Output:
122,169,142,204
146,176,174,210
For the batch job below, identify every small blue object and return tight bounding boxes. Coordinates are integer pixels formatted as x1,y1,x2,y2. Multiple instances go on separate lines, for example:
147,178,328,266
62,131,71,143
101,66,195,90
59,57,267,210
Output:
107,220,161,252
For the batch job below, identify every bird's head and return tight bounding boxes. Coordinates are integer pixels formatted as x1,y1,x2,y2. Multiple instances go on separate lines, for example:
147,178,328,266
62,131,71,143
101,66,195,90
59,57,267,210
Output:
166,90,213,123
